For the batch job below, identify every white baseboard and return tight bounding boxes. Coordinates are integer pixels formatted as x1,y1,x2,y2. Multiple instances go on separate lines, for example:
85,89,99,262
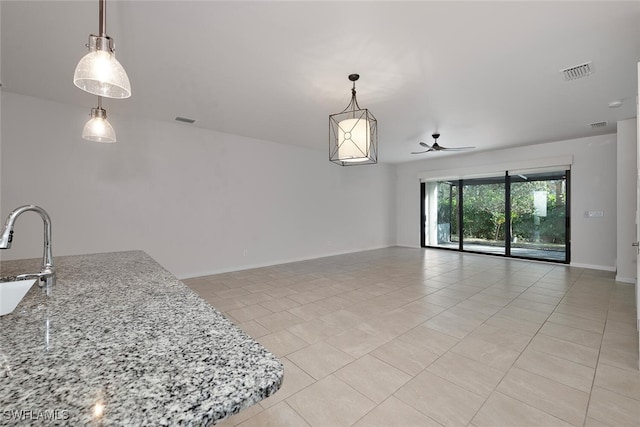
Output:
178,244,395,280
614,275,636,284
179,247,621,281
570,262,616,272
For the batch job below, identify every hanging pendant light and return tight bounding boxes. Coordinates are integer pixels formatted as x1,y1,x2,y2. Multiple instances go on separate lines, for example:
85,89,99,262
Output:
82,96,116,143
329,74,377,166
73,0,131,99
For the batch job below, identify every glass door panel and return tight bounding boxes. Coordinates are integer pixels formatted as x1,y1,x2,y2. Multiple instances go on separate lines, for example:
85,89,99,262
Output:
424,181,459,249
461,177,506,255
510,172,567,261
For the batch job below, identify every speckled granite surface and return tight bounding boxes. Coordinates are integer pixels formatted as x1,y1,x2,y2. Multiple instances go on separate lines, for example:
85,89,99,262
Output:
0,251,283,425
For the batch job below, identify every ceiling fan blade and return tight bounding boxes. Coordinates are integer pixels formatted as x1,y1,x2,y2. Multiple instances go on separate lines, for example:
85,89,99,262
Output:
440,146,476,151
424,133,475,152
410,151,428,154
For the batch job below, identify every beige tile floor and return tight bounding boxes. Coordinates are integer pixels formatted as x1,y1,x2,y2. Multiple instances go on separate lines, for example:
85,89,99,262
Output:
182,247,640,427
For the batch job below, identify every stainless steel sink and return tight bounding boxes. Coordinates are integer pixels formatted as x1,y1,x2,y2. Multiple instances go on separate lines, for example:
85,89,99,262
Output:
0,279,37,316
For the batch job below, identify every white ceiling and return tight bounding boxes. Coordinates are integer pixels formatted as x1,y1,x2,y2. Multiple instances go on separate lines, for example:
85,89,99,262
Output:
2,1,639,163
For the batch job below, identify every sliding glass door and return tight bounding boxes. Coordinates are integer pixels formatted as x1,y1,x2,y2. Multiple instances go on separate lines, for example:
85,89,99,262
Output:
461,177,506,255
423,181,459,249
509,171,568,261
421,170,570,263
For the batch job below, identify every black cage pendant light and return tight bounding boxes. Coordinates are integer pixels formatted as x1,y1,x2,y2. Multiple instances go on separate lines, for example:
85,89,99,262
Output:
329,74,377,166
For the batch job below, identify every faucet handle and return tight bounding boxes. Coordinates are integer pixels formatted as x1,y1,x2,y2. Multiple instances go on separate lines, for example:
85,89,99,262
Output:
16,272,45,281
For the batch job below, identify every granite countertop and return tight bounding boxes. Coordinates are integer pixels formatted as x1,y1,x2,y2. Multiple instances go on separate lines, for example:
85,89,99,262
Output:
0,251,283,425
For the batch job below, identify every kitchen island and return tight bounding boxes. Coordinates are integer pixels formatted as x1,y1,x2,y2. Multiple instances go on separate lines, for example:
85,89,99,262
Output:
0,251,283,425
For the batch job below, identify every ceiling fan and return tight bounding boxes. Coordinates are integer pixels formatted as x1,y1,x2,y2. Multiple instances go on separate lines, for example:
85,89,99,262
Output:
411,133,475,154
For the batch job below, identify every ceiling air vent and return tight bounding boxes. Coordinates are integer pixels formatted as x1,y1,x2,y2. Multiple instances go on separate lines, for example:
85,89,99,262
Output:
561,61,593,81
589,121,607,129
175,116,196,124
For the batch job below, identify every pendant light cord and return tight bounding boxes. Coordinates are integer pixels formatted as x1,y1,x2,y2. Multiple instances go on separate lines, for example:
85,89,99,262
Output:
350,80,360,112
341,80,361,115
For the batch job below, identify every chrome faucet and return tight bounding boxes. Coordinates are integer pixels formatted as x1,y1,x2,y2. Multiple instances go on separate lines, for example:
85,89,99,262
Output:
0,205,55,290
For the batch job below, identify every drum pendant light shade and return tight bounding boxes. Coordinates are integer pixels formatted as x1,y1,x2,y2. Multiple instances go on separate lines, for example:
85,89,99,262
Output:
336,117,373,163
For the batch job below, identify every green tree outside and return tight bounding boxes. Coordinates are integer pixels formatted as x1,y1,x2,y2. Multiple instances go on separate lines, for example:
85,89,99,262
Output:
436,178,566,249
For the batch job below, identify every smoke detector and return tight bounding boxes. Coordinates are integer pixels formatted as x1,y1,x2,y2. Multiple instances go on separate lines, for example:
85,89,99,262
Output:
589,121,607,129
561,61,593,81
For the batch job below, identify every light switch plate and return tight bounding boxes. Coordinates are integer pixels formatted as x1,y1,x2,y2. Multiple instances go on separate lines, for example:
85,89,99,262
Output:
584,211,604,218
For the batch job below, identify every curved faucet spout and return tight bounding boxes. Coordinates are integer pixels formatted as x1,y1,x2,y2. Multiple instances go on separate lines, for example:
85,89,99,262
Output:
0,205,55,289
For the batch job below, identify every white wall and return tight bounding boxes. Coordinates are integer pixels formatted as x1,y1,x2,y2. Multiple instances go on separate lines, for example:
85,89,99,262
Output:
1,92,396,278
616,118,637,283
396,134,618,270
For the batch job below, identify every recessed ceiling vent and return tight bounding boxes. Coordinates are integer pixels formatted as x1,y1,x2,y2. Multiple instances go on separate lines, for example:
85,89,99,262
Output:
589,121,607,129
175,116,196,124
561,61,593,81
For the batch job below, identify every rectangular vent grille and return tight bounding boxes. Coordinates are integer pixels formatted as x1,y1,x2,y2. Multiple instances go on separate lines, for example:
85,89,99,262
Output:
589,121,607,129
561,62,593,81
175,116,196,124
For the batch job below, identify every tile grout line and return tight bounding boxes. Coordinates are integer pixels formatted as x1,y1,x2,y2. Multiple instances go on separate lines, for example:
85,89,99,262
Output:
465,266,587,425
582,276,615,427
186,248,631,427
